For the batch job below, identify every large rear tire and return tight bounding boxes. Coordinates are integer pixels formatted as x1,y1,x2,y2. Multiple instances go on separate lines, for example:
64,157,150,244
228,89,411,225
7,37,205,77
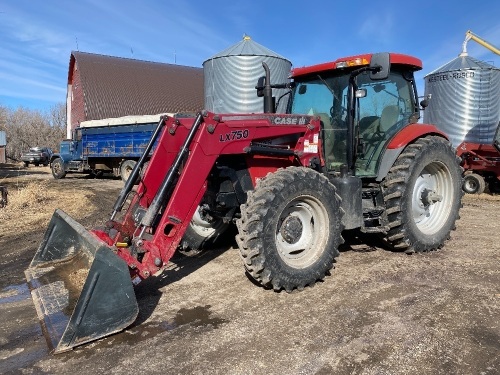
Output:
382,136,462,253
236,166,343,292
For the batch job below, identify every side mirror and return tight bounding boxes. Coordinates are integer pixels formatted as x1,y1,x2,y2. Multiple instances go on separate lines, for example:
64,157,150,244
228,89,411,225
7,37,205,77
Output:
420,99,429,108
370,53,390,80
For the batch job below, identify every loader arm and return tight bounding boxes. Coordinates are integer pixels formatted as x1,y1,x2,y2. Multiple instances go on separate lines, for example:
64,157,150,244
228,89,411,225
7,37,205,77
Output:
99,111,319,282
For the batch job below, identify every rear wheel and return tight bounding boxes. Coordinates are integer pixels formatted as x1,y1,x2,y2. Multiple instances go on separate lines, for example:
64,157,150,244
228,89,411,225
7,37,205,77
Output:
51,158,66,179
120,160,136,183
236,166,343,292
383,136,462,253
462,173,485,194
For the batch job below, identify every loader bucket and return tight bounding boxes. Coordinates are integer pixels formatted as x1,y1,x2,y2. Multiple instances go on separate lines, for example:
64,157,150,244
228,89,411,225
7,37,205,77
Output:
25,209,139,354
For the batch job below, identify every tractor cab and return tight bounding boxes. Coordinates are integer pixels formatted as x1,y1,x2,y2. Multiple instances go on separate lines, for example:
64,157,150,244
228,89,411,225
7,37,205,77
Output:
288,53,421,177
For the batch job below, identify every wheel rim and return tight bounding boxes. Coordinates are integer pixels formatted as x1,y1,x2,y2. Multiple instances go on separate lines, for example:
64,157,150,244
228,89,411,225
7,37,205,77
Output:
463,177,477,193
275,196,329,269
53,162,62,174
123,166,132,181
411,161,453,235
190,207,224,237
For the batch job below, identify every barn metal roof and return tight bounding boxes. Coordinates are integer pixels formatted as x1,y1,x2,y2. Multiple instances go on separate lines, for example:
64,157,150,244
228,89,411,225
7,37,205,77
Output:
69,52,204,121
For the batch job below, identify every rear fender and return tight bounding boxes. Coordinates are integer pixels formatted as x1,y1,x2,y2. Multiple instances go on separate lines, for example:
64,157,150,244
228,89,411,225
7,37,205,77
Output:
376,124,449,181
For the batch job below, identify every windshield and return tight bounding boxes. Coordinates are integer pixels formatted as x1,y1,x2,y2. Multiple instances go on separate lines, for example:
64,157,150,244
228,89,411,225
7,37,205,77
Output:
290,75,349,119
290,74,350,168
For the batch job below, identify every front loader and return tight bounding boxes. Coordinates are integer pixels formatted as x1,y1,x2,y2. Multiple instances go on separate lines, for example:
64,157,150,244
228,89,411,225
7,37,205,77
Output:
26,52,463,353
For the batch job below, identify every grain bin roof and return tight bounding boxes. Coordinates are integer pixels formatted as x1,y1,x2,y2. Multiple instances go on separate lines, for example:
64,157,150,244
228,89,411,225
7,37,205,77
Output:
69,51,204,120
426,55,499,76
204,36,290,62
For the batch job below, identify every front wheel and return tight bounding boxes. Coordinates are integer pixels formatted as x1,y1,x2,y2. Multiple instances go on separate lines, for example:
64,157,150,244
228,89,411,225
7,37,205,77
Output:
236,166,344,292
51,158,66,179
383,136,462,253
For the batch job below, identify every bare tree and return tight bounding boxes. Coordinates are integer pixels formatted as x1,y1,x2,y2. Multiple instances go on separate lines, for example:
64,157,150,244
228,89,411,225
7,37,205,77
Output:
1,104,66,161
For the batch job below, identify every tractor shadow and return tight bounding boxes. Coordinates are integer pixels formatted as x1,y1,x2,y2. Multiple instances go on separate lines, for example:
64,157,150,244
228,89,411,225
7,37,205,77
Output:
339,229,389,253
132,234,237,326
131,229,392,324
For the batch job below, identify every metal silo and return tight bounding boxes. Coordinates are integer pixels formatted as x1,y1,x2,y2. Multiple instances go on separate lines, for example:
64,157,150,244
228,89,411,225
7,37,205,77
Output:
203,35,292,114
424,54,500,147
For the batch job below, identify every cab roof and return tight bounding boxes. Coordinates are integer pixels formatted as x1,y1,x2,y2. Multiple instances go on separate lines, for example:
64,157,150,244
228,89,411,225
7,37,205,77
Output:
291,53,422,78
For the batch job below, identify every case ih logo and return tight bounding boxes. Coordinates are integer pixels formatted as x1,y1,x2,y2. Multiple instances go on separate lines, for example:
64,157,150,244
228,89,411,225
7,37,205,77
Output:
271,116,309,126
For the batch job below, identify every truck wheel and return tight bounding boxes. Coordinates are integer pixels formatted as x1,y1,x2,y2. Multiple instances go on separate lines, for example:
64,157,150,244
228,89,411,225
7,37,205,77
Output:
180,207,229,250
120,160,136,183
462,173,485,194
382,136,462,253
236,166,343,292
51,158,66,179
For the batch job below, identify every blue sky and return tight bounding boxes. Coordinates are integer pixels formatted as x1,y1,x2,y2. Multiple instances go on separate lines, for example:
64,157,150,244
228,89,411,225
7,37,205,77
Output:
1,0,499,112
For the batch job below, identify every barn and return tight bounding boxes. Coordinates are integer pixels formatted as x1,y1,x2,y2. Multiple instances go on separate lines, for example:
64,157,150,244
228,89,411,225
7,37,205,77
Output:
66,51,204,138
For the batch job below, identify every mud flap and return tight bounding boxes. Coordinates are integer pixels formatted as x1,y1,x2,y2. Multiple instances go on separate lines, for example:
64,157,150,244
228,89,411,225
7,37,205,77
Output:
25,209,139,354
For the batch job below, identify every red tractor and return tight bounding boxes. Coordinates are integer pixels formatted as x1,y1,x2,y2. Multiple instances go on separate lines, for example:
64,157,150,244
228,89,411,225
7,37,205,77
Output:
25,52,463,353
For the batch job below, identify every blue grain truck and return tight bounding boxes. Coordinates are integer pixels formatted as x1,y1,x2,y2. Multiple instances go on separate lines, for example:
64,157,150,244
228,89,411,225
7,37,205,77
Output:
50,114,166,181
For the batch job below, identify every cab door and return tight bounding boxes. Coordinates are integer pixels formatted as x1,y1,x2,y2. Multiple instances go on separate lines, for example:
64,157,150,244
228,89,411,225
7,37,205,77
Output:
355,70,418,177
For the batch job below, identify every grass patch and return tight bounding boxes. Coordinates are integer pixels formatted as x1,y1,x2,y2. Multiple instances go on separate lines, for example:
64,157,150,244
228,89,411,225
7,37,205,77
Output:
0,180,95,235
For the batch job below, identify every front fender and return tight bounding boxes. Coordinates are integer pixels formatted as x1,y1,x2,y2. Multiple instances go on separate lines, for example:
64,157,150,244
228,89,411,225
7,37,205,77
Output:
376,124,450,181
50,154,61,164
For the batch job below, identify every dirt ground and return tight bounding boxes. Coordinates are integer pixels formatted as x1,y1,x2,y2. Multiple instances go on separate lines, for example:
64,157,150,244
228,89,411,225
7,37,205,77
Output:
0,163,498,375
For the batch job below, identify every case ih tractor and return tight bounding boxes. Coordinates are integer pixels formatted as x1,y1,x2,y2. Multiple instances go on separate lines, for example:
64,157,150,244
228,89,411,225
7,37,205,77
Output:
25,52,463,353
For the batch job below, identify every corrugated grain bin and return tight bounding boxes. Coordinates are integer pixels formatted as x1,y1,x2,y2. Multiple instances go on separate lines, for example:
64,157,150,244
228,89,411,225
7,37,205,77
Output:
423,55,500,147
203,36,292,114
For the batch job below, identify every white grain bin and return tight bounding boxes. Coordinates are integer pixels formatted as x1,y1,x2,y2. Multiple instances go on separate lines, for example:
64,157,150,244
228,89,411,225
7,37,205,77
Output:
203,35,292,114
424,54,500,147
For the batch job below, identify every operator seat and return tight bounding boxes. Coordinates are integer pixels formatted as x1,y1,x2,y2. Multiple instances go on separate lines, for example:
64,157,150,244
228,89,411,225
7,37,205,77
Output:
358,105,400,173
379,105,400,132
